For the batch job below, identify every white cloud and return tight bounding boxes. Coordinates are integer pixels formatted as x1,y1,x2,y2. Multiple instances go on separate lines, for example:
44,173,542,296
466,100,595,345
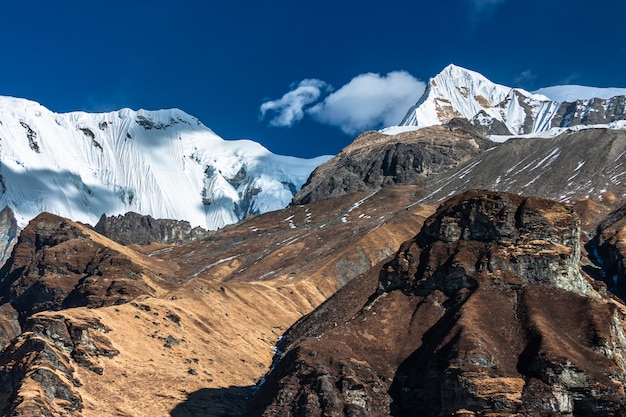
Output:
306,71,426,135
259,79,330,127
259,71,425,135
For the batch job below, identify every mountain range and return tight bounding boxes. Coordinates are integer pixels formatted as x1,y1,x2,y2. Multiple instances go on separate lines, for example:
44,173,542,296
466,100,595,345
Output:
398,64,626,136
1,65,626,416
0,96,330,230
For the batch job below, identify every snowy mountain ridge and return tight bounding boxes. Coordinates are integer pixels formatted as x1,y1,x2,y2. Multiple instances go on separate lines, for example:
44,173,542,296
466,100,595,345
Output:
0,96,330,229
397,64,626,136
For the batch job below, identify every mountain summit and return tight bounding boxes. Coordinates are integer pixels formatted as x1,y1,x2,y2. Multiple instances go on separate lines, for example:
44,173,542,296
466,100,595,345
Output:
399,64,626,136
0,96,330,230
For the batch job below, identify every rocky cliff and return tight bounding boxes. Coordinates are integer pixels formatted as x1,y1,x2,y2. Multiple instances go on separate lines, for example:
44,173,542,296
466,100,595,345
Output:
94,212,211,245
0,213,161,321
251,190,626,416
586,201,626,301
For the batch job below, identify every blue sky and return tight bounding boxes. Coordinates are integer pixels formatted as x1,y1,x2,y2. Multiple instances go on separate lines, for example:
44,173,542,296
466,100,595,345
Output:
1,0,625,158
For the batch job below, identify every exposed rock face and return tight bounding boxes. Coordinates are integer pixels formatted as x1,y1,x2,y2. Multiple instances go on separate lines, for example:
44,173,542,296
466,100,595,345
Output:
381,190,591,296
0,213,156,321
587,201,626,300
0,313,118,416
293,121,494,205
0,206,20,267
94,211,210,245
551,96,626,128
251,190,626,417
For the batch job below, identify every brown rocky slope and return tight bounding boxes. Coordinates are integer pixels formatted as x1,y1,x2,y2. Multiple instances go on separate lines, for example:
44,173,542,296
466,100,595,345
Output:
251,190,626,416
415,128,626,212
0,186,436,416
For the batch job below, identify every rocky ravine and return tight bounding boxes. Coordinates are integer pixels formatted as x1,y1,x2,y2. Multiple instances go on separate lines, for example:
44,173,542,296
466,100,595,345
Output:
251,190,626,416
586,200,626,301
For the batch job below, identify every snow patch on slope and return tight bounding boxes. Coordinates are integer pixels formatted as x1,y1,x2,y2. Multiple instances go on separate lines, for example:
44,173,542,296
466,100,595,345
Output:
534,86,626,102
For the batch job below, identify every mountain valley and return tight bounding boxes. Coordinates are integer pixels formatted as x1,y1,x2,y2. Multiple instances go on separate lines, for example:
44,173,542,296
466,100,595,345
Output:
1,65,626,416
0,184,435,416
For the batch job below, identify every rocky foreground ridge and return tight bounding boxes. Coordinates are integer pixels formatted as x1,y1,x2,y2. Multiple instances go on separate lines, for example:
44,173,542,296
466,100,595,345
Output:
251,190,626,416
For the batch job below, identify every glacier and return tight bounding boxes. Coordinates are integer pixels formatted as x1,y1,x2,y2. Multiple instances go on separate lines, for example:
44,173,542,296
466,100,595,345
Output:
0,96,331,229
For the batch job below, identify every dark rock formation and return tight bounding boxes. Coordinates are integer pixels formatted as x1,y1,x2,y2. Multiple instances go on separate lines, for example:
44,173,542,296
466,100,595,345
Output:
586,201,626,300
0,212,155,321
0,313,118,416
293,121,494,205
0,303,20,351
470,110,513,135
552,96,626,128
94,211,210,245
0,206,20,267
251,190,626,416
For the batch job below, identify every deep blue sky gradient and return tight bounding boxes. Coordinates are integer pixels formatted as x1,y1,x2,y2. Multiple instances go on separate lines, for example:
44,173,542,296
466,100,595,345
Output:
1,0,625,157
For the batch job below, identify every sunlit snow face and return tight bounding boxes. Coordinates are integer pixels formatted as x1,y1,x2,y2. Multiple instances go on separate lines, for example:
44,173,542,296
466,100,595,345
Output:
0,98,330,230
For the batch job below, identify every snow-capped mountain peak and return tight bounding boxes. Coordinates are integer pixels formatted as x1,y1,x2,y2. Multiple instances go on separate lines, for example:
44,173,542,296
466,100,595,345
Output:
397,65,626,137
0,96,331,229
400,64,512,127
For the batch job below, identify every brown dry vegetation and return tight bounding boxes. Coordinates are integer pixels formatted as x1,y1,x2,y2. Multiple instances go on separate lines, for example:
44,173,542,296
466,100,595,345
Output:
0,185,435,416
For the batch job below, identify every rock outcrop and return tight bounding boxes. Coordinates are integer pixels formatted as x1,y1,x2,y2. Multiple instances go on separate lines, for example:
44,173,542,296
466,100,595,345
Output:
0,313,119,416
94,211,210,245
293,121,494,205
551,96,626,128
251,190,626,417
586,201,626,301
0,213,158,321
0,206,20,267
